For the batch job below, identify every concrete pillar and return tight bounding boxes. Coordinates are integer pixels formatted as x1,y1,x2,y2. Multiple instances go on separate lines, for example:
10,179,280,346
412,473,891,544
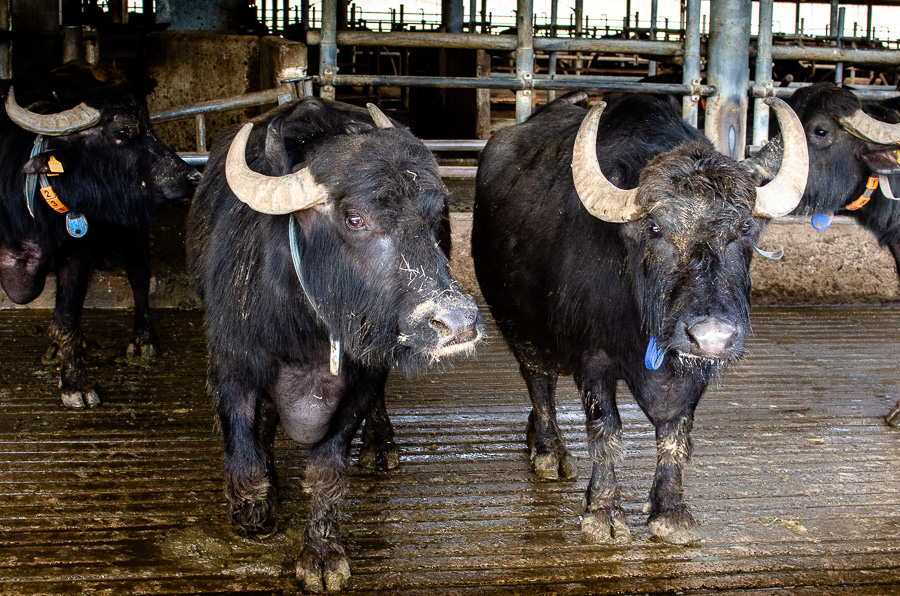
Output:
705,0,751,159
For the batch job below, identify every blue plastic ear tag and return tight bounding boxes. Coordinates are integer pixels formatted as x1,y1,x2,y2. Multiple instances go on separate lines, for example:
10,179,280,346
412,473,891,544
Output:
644,336,665,370
65,212,88,238
811,212,832,231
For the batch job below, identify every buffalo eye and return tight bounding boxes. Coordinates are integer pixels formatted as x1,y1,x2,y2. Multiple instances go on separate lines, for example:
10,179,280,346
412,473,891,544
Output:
114,128,135,142
741,218,754,234
647,220,661,239
812,127,828,138
345,211,367,230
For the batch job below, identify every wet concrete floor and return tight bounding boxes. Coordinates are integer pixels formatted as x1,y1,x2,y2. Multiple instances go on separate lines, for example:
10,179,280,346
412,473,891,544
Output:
1,305,899,595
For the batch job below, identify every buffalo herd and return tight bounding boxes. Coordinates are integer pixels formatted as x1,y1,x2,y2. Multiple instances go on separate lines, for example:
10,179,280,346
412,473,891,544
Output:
2,60,898,591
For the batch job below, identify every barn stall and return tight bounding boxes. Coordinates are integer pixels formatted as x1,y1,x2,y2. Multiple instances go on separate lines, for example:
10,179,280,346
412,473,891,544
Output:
1,0,899,593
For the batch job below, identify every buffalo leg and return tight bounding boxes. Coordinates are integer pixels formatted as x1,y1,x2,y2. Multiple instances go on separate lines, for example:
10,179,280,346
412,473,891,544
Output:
47,253,99,408
647,411,701,544
214,370,280,538
358,370,399,470
122,228,158,363
296,365,381,593
577,364,630,544
521,365,576,480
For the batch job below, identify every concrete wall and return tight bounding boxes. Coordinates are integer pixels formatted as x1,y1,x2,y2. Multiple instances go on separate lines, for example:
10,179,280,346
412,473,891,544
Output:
145,31,260,152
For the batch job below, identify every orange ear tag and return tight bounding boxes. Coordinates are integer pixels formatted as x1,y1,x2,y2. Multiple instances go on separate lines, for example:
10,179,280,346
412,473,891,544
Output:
40,186,69,213
47,156,64,175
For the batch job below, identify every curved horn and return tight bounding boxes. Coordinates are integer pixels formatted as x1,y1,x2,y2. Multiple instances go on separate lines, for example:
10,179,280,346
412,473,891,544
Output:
366,103,394,129
5,87,101,135
225,123,328,215
571,101,643,223
752,98,809,218
839,108,900,145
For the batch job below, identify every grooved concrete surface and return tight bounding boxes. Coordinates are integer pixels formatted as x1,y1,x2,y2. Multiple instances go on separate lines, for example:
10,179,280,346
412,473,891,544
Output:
1,305,898,595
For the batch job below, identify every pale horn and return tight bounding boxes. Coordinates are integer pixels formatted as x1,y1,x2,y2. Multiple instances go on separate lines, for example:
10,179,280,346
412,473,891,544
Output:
839,108,900,146
366,103,394,129
571,101,644,223
752,97,809,218
225,122,328,215
6,87,101,135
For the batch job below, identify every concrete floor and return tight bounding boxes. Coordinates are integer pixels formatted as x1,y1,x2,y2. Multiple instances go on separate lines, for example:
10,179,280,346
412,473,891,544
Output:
1,304,898,595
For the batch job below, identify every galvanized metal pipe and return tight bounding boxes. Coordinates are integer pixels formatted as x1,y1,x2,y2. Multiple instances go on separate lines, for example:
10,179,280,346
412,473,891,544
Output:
834,7,845,85
682,0,701,126
319,0,338,99
323,73,714,95
548,0,558,102
515,0,534,123
705,0,751,159
150,87,294,123
752,0,774,147
771,45,900,65
305,30,682,56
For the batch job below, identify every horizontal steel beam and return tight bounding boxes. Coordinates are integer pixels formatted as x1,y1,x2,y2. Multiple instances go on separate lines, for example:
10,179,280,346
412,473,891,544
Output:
771,44,900,65
307,29,683,56
151,87,293,123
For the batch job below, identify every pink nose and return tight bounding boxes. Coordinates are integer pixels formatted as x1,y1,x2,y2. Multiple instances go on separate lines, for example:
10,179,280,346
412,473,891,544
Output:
687,318,736,359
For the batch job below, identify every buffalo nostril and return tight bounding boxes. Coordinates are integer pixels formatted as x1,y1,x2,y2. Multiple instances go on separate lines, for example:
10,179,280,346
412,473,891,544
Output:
687,319,736,358
430,309,479,347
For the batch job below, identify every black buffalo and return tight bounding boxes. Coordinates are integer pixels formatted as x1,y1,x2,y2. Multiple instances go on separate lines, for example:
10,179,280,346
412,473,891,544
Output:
472,91,808,545
0,60,200,408
186,98,483,592
755,82,900,278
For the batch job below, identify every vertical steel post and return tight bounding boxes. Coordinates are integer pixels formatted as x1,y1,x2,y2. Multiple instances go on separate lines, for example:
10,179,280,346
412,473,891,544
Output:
682,0,701,126
548,0,558,102
705,0,751,159
515,0,534,122
469,0,477,31
834,7,845,85
752,0,774,148
648,0,658,76
320,0,338,99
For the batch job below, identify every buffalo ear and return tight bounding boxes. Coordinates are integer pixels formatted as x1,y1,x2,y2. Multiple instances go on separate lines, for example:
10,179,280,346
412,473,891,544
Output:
263,116,292,176
23,151,67,175
861,148,900,175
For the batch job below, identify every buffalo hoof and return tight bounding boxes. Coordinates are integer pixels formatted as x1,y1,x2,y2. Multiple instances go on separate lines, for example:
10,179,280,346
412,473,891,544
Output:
126,338,159,365
229,498,277,539
61,389,101,409
581,508,631,544
296,541,351,593
358,439,399,471
648,508,701,545
531,450,577,480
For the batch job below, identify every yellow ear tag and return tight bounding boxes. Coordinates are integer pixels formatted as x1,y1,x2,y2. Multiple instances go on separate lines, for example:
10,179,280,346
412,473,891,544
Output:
47,156,64,175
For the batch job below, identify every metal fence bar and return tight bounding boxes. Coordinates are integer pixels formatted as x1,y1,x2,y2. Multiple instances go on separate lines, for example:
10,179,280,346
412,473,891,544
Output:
752,0,774,148
682,0,701,125
150,87,294,123
770,44,900,65
322,73,715,95
515,0,535,122
305,29,682,56
319,0,337,99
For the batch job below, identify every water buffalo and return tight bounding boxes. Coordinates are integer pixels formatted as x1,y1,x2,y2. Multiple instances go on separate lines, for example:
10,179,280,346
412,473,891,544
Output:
0,60,200,408
755,83,900,279
186,98,483,592
471,91,808,545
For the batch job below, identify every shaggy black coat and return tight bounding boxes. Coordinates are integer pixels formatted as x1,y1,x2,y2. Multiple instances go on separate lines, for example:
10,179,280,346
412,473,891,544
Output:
0,60,199,408
187,97,482,592
473,92,767,546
